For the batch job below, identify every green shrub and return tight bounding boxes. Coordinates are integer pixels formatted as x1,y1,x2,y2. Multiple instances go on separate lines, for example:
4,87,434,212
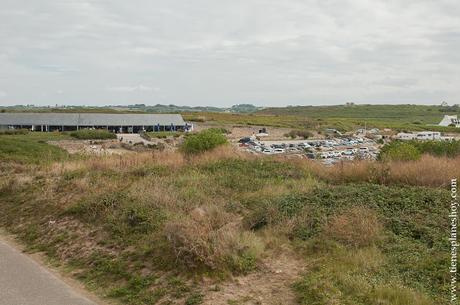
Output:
379,140,460,160
0,129,28,135
70,129,117,140
181,129,227,154
410,140,460,157
378,142,421,161
206,127,230,134
285,129,313,139
188,116,206,122
145,131,181,139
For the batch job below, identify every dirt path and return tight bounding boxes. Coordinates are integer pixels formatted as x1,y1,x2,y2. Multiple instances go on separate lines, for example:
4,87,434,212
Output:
202,254,304,305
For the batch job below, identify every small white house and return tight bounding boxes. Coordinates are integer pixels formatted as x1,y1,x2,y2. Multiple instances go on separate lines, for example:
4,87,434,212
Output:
439,115,460,127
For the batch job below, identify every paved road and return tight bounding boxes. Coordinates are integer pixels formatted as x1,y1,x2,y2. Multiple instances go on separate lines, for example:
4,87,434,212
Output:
0,238,97,305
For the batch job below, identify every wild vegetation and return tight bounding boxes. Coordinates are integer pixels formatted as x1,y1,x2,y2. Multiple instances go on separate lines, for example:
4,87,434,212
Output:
379,140,460,161
0,132,71,164
285,129,313,139
0,131,457,304
181,129,228,154
3,104,459,133
144,131,182,139
0,128,28,135
173,104,450,134
70,129,117,140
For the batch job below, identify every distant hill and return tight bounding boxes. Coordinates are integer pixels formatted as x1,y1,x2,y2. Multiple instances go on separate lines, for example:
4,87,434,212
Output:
257,104,460,124
0,103,263,114
114,103,262,113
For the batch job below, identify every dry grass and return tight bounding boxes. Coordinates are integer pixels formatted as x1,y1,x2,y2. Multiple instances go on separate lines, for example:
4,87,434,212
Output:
305,155,460,188
0,143,451,304
30,146,460,190
324,206,383,247
46,145,246,178
189,145,253,165
164,205,263,271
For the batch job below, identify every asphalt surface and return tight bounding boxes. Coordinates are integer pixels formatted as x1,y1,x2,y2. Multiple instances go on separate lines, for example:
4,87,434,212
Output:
0,238,97,305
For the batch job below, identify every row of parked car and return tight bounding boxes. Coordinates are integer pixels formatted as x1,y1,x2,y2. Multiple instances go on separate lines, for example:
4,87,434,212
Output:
238,137,379,162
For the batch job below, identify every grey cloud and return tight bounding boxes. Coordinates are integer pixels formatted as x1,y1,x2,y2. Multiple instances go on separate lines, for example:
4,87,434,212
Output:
107,85,159,93
0,0,459,106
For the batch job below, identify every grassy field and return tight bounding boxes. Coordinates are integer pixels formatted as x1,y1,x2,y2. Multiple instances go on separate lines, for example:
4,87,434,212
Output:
0,132,72,164
182,104,460,133
259,104,457,120
0,132,458,304
3,104,459,133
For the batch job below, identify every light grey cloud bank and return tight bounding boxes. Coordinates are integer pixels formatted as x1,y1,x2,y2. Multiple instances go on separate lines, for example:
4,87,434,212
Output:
0,0,459,106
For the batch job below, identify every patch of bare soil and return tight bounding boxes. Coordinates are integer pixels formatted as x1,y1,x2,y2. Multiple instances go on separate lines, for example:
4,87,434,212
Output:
202,254,304,305
194,123,324,142
192,123,292,141
48,140,130,155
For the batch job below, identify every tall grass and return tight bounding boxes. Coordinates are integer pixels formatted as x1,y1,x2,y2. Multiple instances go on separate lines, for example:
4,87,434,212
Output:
0,145,453,304
304,155,460,188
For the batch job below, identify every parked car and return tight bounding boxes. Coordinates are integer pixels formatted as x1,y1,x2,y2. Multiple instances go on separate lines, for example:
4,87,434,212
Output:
238,137,252,144
262,148,273,154
332,151,342,158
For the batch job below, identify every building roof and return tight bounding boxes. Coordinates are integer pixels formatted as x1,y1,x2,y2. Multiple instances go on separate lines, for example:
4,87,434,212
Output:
0,113,186,126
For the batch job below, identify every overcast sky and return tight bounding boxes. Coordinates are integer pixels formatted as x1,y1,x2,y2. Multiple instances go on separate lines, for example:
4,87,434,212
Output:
0,0,459,107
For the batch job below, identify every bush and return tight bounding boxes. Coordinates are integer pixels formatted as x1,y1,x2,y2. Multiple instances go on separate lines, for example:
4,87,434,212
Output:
285,130,313,139
163,206,262,272
323,206,383,247
0,129,28,135
188,116,206,122
145,131,181,139
181,129,227,154
378,142,421,161
207,127,230,134
410,140,460,157
70,129,117,140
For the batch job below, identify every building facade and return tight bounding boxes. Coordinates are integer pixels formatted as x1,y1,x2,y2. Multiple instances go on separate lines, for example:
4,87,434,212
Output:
0,113,188,133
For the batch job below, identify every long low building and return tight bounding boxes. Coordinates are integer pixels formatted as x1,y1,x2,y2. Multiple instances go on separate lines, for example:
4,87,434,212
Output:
0,113,188,133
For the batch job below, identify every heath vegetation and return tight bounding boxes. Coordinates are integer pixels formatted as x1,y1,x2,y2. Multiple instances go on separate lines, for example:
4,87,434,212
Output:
0,131,456,304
